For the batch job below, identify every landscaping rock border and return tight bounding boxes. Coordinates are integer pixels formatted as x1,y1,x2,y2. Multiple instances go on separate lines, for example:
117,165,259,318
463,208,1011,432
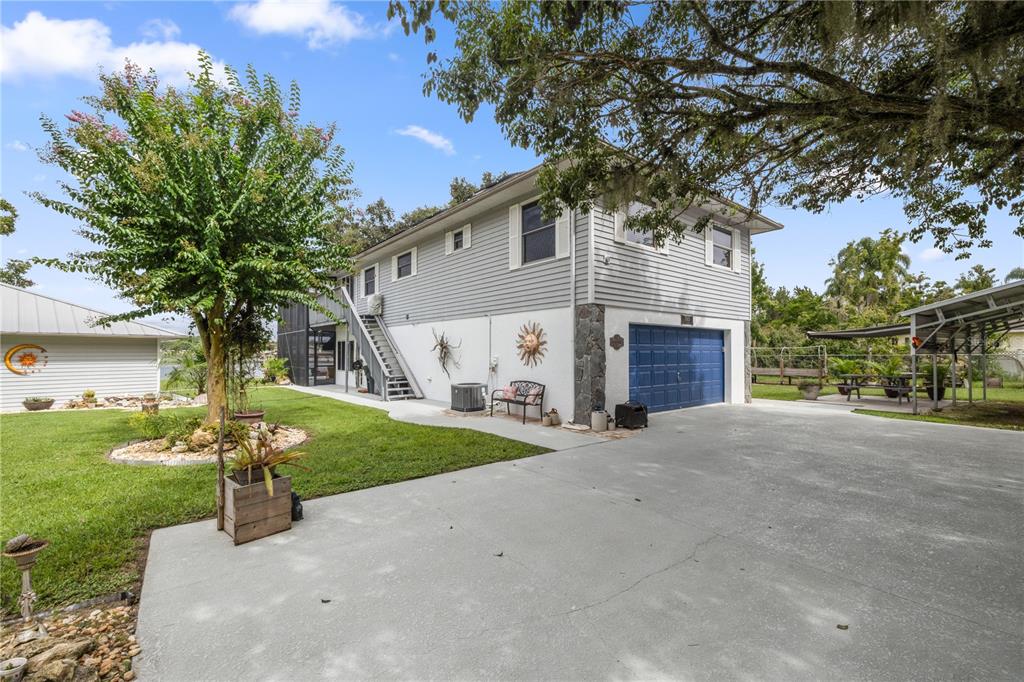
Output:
107,424,308,466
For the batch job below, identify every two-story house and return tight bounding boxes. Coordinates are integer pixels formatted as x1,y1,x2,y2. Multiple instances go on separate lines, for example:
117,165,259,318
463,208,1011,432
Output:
277,163,782,425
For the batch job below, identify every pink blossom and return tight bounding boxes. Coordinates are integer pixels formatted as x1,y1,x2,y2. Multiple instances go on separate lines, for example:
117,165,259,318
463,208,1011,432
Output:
106,127,128,143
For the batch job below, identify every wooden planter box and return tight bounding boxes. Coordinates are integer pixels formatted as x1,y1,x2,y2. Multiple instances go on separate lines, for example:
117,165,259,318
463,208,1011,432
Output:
224,473,292,545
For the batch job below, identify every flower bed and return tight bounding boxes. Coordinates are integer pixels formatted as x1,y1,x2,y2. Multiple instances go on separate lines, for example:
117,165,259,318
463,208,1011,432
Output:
108,423,307,466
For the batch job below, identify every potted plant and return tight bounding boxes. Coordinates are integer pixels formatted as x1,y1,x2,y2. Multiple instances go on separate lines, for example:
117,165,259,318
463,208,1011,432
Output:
82,388,97,406
224,423,307,544
798,380,821,400
828,358,861,395
21,397,54,412
919,359,950,401
141,392,160,414
875,356,907,398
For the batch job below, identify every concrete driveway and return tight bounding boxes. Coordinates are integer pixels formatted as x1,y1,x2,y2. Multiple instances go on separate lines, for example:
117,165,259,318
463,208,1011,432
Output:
135,402,1023,680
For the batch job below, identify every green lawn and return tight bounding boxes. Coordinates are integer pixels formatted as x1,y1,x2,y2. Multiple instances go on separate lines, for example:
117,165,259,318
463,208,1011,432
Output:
752,379,1024,403
0,387,547,614
855,402,1024,431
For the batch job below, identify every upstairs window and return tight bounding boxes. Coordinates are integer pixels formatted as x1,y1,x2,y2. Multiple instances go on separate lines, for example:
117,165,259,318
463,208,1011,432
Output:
712,226,733,268
521,200,556,264
392,247,417,280
446,224,471,255
623,201,655,247
363,266,376,296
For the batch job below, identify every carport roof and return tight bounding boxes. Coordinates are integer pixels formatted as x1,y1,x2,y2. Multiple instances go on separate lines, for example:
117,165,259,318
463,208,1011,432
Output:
806,280,1024,350
1,284,185,339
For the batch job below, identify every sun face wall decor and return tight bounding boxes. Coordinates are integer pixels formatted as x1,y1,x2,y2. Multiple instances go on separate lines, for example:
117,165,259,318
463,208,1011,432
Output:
515,321,547,367
4,343,49,375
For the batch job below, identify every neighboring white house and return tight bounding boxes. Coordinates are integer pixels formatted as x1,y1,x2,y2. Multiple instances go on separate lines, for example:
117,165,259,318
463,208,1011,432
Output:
1,284,184,412
279,163,783,424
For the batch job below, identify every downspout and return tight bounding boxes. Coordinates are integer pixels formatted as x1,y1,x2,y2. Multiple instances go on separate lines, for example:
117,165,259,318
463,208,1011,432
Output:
569,207,576,365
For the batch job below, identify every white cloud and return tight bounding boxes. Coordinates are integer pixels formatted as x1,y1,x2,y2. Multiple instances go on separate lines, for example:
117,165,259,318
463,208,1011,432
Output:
229,0,369,49
1,11,223,86
395,125,455,156
6,140,29,152
140,18,181,41
387,52,401,62
919,247,946,263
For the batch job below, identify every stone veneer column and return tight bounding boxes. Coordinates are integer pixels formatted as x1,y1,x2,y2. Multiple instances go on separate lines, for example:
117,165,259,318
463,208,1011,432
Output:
574,304,606,425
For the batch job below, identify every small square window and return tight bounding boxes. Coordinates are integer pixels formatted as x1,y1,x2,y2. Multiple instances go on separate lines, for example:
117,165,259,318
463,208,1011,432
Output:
363,266,376,295
452,230,464,251
712,226,733,268
396,251,413,279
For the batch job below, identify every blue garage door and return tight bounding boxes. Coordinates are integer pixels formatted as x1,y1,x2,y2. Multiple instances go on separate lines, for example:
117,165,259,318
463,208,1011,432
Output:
629,325,724,412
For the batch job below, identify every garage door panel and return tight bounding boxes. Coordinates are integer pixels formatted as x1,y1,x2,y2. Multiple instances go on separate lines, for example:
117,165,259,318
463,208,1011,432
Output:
629,324,724,412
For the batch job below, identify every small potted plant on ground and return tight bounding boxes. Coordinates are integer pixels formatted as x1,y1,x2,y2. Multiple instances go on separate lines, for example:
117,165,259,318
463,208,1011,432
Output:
224,423,307,544
141,392,160,414
919,359,949,401
21,397,54,411
828,358,862,395
875,356,907,398
798,380,821,400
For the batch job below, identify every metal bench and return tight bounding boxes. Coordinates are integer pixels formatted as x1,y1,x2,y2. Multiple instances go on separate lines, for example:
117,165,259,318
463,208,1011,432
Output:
490,380,545,424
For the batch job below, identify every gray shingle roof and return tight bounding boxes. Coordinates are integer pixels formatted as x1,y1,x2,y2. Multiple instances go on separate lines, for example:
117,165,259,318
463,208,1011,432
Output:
1,284,185,338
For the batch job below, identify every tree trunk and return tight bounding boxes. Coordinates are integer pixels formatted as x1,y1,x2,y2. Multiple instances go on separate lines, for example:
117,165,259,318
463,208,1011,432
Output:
194,302,229,425
206,330,228,425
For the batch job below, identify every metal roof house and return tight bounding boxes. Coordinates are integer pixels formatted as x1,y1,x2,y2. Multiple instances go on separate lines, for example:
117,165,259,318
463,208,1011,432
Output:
1,284,184,411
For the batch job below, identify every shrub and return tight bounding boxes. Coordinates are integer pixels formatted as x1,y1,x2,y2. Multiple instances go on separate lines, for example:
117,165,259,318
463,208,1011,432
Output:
129,411,203,445
263,357,288,383
828,358,862,379
82,389,96,400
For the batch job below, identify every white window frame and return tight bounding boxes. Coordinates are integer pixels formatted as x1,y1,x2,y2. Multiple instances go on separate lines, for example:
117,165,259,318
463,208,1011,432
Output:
361,264,378,297
705,224,741,273
613,200,669,254
509,197,570,270
391,246,418,281
445,224,472,255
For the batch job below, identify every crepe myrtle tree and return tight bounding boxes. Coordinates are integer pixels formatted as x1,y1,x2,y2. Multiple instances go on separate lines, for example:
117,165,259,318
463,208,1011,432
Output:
33,53,354,423
391,0,1024,255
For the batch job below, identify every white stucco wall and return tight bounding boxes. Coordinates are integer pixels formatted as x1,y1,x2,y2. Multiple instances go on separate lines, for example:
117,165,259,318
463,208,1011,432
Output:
1,335,161,412
387,306,575,419
603,306,746,410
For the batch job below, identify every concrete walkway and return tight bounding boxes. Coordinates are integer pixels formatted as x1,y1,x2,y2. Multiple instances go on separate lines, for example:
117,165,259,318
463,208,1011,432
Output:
284,383,598,450
135,403,1023,680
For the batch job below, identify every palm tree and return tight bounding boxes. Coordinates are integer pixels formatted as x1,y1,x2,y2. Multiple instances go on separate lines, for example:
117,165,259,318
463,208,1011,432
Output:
1006,267,1024,283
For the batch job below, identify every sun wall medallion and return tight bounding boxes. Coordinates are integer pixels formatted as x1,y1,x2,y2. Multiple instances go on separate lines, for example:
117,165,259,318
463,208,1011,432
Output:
515,321,547,367
4,343,49,375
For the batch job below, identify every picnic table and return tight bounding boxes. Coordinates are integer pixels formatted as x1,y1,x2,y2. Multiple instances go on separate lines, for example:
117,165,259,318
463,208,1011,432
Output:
837,373,915,404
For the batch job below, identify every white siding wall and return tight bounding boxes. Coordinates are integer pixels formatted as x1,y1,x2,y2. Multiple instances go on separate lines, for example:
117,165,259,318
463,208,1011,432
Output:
591,202,752,320
387,307,575,419
1,335,161,411
352,195,573,325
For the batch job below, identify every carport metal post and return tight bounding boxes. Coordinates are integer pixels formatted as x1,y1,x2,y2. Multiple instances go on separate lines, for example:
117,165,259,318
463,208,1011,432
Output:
981,328,988,401
910,313,918,415
966,350,973,404
932,350,939,411
951,347,958,406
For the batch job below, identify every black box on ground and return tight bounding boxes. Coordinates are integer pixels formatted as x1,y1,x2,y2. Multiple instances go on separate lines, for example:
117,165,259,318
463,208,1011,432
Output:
615,402,648,429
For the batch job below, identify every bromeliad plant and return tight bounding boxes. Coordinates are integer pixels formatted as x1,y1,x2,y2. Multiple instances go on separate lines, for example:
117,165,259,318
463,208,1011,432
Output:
227,422,307,496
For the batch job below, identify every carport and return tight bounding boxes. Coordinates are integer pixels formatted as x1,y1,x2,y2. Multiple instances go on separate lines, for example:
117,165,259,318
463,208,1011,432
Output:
808,280,1024,414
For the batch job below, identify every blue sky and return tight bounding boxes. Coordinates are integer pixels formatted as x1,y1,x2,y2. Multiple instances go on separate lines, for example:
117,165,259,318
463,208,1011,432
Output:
2,1,1022,329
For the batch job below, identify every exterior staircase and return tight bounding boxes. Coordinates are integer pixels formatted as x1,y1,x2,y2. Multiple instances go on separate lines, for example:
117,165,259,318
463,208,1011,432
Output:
361,315,418,400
